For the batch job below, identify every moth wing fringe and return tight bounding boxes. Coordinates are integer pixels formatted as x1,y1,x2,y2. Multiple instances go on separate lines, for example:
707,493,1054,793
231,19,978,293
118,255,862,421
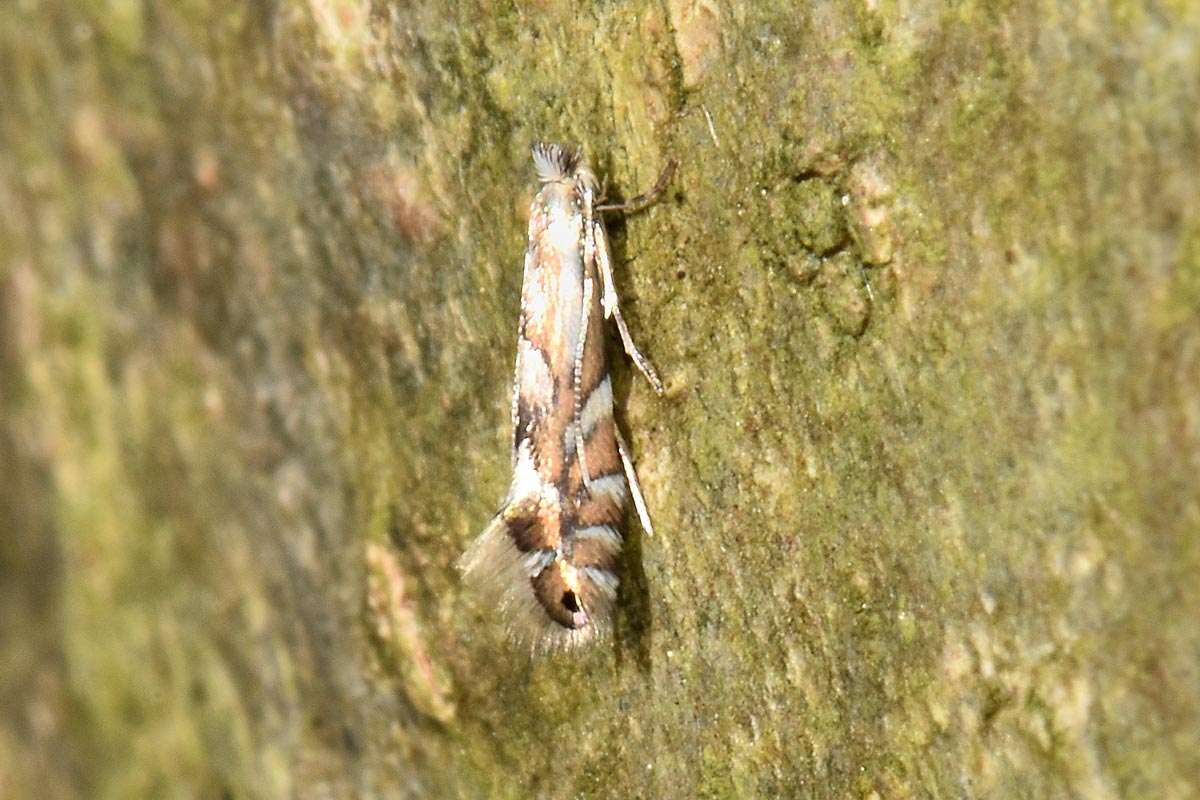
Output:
456,513,527,601
506,574,613,654
458,512,615,654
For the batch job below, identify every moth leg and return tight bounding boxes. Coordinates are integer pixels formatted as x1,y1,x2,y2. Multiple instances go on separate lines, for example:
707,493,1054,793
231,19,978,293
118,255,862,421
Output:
614,425,655,537
596,159,676,214
595,221,664,396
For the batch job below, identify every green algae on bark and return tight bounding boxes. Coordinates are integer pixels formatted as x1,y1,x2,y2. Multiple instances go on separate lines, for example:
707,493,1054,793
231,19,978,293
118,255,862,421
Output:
1,1,1198,798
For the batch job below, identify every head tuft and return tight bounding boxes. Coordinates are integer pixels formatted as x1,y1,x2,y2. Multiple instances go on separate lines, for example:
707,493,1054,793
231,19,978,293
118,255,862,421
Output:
531,142,581,183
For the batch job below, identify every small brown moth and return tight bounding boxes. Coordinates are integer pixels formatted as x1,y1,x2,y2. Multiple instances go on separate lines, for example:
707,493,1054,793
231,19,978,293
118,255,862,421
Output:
459,142,674,651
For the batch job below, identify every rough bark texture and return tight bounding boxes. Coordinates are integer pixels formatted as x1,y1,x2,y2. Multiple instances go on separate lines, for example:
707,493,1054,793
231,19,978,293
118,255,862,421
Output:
2,2,1198,798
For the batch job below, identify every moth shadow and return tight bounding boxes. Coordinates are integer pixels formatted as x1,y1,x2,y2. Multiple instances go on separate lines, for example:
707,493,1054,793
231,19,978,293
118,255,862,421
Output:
611,366,654,675
613,499,653,674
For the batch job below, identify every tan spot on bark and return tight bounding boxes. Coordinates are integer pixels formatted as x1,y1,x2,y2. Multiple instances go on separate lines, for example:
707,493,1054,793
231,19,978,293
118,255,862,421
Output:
669,0,722,90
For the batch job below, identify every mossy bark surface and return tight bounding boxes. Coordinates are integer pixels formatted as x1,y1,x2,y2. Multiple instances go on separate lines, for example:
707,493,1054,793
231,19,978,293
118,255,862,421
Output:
2,2,1198,797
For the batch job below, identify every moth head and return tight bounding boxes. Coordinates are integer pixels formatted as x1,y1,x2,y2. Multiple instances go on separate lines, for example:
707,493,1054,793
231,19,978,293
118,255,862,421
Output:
532,142,581,184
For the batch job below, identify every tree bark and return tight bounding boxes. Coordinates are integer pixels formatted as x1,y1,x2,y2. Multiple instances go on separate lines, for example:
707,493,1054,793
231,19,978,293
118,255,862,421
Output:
2,2,1198,797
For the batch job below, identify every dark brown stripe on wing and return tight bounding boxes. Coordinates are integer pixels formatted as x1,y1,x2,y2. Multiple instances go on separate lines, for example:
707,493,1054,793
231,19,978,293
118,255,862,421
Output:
500,490,562,552
581,417,622,477
503,513,544,553
567,524,622,568
573,472,627,527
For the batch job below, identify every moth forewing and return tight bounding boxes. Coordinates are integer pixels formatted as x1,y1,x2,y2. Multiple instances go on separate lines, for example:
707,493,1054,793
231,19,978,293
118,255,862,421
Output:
458,142,670,652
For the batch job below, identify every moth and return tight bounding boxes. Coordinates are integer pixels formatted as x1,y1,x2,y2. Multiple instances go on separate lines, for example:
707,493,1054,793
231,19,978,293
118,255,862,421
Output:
459,142,674,650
